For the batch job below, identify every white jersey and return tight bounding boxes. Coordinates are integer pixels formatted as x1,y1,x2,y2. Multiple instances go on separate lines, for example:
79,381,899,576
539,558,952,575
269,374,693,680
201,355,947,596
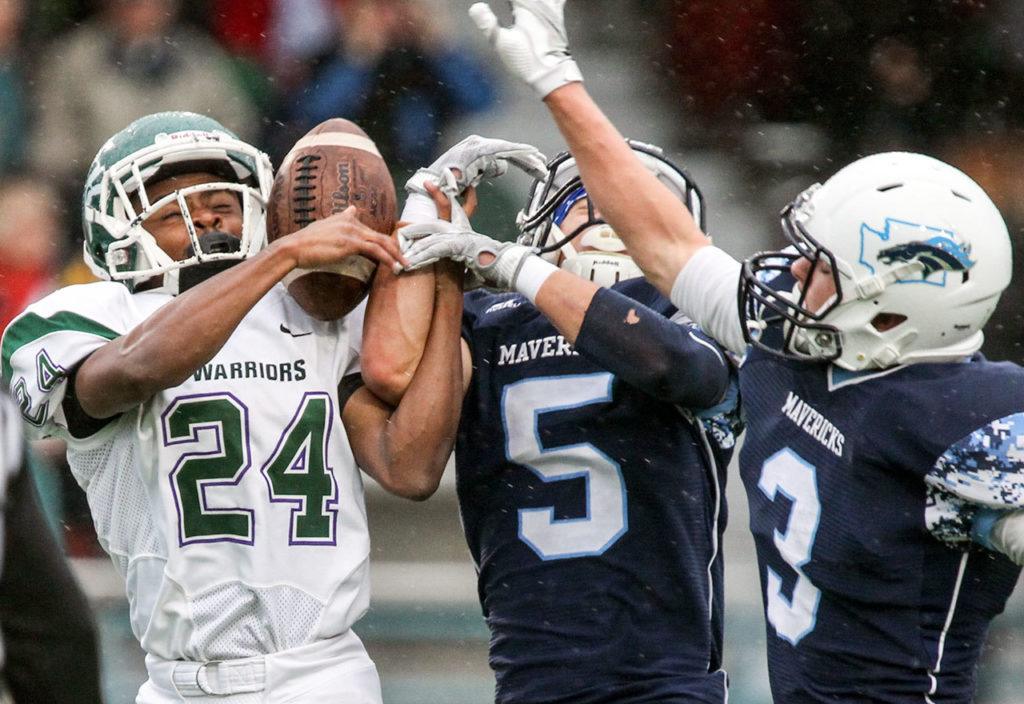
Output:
1,281,370,662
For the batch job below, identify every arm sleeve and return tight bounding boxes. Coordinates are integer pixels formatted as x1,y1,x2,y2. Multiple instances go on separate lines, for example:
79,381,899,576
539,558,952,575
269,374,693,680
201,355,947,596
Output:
925,412,1024,510
0,452,103,703
669,245,747,358
574,286,729,408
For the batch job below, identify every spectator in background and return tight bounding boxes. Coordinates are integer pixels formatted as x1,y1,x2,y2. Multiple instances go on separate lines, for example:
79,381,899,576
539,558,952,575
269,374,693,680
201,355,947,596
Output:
30,0,257,196
288,0,497,176
0,0,27,176
0,176,62,332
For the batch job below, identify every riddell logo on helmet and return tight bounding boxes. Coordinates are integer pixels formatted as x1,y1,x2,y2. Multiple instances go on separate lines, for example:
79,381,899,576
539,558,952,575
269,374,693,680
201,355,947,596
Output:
156,131,225,145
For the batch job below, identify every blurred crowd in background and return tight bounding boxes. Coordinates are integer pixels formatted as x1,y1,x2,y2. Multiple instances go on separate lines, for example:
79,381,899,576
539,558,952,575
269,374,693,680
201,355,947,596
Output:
2,1,1024,699
2,0,1023,341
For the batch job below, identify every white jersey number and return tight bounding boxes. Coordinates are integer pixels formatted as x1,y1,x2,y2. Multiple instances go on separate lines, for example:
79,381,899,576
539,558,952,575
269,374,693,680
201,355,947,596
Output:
502,373,627,560
165,392,338,547
758,447,822,645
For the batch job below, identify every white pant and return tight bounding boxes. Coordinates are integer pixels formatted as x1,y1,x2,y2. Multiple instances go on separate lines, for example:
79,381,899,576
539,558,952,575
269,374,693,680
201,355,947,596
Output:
136,631,382,704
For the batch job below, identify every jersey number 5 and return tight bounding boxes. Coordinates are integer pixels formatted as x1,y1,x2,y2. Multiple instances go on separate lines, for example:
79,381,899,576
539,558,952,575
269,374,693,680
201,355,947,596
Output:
164,392,338,547
502,373,627,560
758,447,822,645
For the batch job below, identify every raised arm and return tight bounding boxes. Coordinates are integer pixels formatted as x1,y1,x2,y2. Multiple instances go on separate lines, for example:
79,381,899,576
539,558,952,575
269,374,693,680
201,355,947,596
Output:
541,85,707,293
75,208,402,419
403,225,729,408
362,135,547,403
468,0,748,356
342,263,465,500
360,250,439,406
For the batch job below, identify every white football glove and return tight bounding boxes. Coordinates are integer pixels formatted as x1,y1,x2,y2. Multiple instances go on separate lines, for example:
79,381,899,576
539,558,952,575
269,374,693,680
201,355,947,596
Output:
402,135,548,223
406,135,548,197
469,0,583,99
399,223,535,292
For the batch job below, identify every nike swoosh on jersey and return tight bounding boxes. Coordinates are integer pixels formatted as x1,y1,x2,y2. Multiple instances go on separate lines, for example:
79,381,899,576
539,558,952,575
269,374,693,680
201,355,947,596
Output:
280,324,313,338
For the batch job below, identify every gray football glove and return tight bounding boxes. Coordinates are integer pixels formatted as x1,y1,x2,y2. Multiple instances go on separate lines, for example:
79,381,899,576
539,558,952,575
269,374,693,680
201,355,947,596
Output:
469,0,582,99
405,134,548,198
399,222,535,292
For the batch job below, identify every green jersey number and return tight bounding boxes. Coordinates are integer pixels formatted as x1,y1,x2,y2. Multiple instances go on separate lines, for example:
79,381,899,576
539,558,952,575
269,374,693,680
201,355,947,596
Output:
164,392,338,547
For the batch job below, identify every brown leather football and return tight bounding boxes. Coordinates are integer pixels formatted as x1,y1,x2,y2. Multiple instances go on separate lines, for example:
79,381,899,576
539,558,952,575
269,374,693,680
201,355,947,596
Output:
267,118,397,320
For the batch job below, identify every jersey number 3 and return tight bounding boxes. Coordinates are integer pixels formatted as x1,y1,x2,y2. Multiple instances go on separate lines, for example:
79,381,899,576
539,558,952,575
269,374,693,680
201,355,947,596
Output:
502,373,627,560
164,392,337,547
758,448,822,645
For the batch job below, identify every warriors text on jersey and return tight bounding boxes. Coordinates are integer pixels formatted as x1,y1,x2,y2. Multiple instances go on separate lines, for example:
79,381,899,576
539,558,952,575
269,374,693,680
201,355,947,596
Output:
1,282,371,662
458,278,739,704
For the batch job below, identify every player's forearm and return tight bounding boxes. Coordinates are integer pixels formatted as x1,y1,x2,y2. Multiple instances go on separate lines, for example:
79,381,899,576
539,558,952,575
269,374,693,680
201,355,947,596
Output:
543,84,706,295
371,265,464,499
532,268,599,344
360,261,438,406
75,242,298,418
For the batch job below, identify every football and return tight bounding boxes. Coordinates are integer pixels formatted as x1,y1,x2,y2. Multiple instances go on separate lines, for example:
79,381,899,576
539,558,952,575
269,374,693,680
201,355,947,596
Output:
267,118,397,320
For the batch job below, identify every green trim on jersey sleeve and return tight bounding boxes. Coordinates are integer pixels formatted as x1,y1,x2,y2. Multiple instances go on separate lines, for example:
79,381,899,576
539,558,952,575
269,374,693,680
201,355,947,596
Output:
2,312,120,384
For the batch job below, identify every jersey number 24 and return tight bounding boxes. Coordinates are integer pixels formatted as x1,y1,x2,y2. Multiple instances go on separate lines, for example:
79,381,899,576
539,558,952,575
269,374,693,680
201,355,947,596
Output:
164,392,338,547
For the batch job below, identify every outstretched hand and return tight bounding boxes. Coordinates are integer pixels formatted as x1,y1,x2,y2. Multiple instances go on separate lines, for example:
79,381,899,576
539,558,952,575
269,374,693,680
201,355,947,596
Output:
276,207,405,274
469,0,582,99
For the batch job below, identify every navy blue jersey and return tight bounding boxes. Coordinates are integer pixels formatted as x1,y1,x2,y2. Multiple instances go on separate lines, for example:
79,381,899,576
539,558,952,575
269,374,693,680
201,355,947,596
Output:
739,338,1023,703
457,278,738,704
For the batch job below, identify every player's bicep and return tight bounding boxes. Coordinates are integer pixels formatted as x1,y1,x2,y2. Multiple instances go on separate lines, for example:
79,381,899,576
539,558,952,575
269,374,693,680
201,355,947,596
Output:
926,412,1024,509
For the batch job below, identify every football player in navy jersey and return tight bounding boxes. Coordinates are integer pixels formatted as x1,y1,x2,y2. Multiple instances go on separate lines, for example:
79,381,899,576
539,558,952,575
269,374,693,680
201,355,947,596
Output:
362,136,740,703
462,1,1024,702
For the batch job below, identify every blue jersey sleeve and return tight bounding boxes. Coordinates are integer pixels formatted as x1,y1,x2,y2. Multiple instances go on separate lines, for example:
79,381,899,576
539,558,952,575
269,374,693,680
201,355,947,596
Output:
573,284,730,409
927,412,1024,510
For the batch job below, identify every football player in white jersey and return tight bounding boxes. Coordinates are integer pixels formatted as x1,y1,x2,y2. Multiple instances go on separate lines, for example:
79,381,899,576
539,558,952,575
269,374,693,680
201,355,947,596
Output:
0,112,465,703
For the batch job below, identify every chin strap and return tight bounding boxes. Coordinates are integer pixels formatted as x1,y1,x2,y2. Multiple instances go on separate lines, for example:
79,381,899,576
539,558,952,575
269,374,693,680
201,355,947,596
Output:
853,260,926,300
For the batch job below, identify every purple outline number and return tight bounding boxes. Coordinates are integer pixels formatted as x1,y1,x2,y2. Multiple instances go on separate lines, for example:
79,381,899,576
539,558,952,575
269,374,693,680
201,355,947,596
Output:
260,392,340,546
163,392,255,547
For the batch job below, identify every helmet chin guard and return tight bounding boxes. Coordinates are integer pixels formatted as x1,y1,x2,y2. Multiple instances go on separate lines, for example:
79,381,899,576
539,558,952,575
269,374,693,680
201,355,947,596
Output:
556,224,644,287
740,152,1011,370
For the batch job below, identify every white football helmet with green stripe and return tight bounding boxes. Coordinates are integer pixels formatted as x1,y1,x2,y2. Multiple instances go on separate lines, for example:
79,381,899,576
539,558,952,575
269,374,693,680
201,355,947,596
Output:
82,112,273,294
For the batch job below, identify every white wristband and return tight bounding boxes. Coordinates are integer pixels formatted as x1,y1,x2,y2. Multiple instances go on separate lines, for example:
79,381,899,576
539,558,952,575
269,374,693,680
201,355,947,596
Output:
400,192,439,223
514,256,558,303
